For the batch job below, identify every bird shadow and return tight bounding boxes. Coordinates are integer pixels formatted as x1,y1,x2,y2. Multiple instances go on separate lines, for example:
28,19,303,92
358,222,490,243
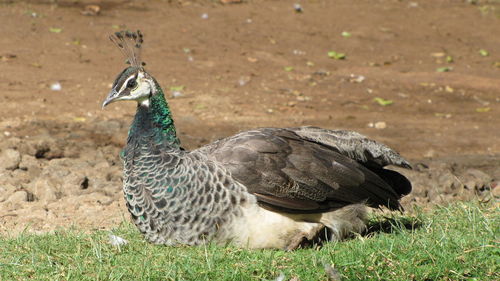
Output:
296,215,422,250
363,215,423,237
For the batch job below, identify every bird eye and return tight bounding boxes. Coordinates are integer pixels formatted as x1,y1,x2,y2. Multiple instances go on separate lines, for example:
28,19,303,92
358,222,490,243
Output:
127,79,137,88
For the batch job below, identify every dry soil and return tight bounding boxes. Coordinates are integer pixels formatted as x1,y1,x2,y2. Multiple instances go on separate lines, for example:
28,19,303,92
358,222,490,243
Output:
0,0,499,234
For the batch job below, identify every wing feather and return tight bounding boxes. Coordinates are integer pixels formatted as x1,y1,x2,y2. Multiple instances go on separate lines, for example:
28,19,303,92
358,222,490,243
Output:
195,127,411,212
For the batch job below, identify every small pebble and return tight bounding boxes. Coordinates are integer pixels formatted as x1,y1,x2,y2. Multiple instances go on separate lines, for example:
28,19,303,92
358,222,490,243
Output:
375,121,387,129
294,3,303,13
238,76,251,86
171,91,183,98
50,82,62,91
81,4,101,16
349,74,365,83
201,13,208,19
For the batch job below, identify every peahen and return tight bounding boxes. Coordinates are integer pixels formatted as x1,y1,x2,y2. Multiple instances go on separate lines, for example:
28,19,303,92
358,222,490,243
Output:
102,30,412,250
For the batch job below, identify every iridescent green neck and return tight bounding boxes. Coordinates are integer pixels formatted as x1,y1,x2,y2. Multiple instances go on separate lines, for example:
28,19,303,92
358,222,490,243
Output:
129,85,180,148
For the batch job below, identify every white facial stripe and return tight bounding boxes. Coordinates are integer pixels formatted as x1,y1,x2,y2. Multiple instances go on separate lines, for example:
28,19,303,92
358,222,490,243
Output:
110,70,152,104
119,74,137,93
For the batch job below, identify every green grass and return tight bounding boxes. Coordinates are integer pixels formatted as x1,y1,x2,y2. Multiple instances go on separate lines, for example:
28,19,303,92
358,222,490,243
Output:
0,202,498,280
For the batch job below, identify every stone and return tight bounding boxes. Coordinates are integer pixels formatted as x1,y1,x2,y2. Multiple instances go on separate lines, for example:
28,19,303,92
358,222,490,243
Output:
6,190,27,204
10,169,31,184
0,183,16,202
437,170,462,193
42,158,73,178
374,121,387,129
30,178,58,203
0,149,21,170
20,135,65,159
19,154,43,178
2,137,21,150
62,172,90,196
459,169,493,191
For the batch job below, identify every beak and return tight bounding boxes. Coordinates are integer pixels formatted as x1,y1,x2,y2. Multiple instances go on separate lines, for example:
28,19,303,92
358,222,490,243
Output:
102,89,119,109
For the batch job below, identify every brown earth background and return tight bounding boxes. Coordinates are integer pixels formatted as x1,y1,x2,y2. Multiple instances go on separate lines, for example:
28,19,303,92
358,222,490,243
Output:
0,0,499,234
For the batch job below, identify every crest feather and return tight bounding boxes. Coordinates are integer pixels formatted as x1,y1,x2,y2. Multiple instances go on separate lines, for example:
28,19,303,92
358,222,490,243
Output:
109,30,146,67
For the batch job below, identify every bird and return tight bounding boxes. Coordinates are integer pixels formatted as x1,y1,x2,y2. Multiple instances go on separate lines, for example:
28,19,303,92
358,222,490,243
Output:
102,30,412,250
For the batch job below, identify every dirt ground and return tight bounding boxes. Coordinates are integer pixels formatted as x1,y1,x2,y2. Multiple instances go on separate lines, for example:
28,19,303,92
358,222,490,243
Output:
0,0,499,234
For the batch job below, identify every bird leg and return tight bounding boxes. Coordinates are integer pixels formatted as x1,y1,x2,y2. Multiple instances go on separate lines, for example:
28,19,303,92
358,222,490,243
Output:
284,224,326,251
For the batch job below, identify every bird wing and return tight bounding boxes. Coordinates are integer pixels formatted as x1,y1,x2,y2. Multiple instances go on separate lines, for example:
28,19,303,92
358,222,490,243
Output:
290,126,412,169
194,127,411,213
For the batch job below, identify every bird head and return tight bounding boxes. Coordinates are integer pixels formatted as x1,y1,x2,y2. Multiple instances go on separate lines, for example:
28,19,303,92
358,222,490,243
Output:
102,30,156,107
102,66,156,107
